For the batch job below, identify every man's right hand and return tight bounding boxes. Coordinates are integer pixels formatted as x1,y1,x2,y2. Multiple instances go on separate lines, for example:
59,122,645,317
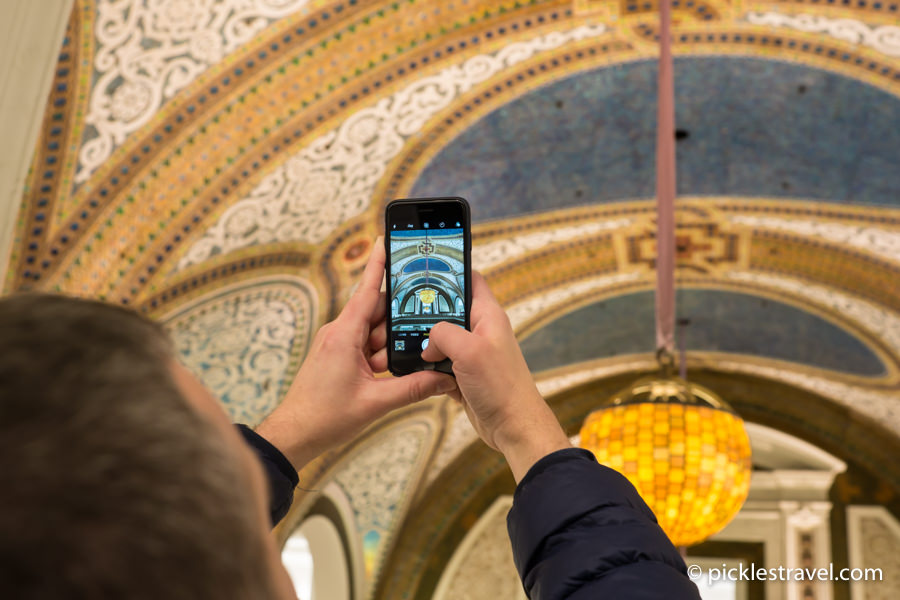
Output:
421,272,571,482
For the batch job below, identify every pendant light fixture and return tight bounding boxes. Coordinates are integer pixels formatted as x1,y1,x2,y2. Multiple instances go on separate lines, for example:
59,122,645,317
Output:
578,0,752,547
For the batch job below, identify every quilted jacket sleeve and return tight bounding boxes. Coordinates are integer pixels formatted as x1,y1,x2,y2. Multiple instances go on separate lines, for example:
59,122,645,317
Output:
236,424,299,526
507,448,701,600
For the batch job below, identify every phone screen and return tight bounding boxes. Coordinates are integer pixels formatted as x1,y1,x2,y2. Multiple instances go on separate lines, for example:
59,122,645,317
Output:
385,198,470,375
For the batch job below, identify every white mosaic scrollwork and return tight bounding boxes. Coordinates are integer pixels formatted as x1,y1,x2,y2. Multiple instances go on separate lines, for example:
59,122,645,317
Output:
728,215,900,262
505,271,643,330
717,360,900,436
164,279,315,425
726,271,900,356
178,24,609,269
473,218,633,271
535,359,657,397
424,408,477,486
332,421,431,580
857,516,899,599
333,422,428,530
78,0,311,183
848,507,900,600
433,497,526,600
746,12,900,57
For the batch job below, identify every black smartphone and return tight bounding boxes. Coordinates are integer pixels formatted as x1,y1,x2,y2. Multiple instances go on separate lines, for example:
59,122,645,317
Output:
385,197,472,376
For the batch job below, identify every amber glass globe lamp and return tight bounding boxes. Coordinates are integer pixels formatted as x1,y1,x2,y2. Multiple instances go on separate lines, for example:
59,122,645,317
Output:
579,364,752,547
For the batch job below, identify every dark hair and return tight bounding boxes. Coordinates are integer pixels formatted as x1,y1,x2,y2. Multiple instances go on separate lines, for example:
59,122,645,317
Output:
0,294,276,599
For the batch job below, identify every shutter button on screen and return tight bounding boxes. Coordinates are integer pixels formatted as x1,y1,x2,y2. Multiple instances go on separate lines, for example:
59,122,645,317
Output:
421,338,430,351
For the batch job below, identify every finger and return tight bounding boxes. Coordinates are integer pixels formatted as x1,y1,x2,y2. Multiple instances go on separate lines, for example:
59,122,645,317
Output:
357,236,387,294
338,237,386,343
308,320,333,352
469,271,505,328
472,270,496,302
368,347,388,373
367,371,458,411
420,337,448,363
447,387,463,404
370,291,387,325
421,321,476,364
346,238,385,310
368,320,387,352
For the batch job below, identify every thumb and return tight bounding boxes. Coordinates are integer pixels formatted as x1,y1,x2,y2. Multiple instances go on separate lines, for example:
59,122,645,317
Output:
422,321,472,363
370,370,457,411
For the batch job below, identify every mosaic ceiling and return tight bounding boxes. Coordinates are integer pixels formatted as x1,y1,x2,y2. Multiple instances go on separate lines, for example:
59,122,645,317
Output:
4,0,900,595
413,56,900,214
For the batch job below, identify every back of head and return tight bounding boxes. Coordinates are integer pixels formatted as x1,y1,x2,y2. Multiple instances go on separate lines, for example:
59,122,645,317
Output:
0,294,275,599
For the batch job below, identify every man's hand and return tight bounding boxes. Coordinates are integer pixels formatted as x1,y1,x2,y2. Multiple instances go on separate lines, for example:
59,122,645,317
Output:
421,272,571,482
256,237,456,470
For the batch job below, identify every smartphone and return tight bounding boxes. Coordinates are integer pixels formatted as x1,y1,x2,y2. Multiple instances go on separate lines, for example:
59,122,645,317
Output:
385,197,472,376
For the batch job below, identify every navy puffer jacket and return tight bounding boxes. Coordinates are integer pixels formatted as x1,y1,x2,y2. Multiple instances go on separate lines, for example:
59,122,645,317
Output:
507,448,701,599
240,427,701,600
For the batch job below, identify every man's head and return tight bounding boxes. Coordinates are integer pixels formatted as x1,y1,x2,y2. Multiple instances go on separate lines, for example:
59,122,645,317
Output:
0,293,290,599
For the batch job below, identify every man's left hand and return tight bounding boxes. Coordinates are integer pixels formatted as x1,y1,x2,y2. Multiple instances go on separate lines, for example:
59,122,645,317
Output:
255,237,457,470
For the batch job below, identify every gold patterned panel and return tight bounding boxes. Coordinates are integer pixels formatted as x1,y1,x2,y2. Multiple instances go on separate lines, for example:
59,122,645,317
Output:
8,0,900,315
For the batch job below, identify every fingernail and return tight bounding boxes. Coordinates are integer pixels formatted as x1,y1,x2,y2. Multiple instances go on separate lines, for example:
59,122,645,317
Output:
439,379,457,394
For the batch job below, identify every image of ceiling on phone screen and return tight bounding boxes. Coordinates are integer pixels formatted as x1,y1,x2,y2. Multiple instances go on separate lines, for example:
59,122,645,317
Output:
389,229,465,332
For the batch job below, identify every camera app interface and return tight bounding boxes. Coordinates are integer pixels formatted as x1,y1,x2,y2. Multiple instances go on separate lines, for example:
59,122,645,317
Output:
389,223,465,354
